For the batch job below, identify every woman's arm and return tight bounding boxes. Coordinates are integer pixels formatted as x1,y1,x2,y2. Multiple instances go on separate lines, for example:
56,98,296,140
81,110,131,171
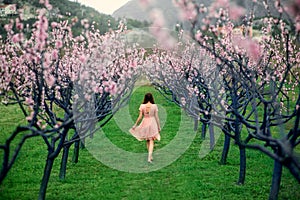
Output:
155,107,161,132
133,111,143,128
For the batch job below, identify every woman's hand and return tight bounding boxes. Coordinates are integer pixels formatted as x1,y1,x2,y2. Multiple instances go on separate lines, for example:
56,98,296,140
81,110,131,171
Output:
132,125,137,130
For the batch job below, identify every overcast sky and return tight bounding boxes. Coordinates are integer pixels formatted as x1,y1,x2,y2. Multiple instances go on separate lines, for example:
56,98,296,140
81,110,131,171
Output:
76,0,130,15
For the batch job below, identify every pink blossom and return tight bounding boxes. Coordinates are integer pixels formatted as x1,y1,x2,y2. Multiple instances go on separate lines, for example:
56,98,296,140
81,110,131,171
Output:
139,0,155,9
81,19,89,28
195,31,202,41
25,97,34,105
75,35,85,42
84,23,89,29
55,40,63,49
80,71,89,82
42,124,47,129
129,60,138,68
296,22,300,32
44,52,51,66
275,0,280,8
229,5,246,21
180,2,198,21
47,75,56,87
79,55,87,63
148,9,176,49
232,36,261,62
54,122,61,129
15,18,24,30
35,12,49,51
216,58,222,65
12,34,20,43
26,112,34,121
4,23,13,32
51,22,58,28
109,82,118,95
45,0,52,10
52,49,59,60
149,9,165,27
247,41,261,61
216,0,229,7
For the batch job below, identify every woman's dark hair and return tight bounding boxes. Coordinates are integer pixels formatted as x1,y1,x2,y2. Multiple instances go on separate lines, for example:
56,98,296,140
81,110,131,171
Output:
143,93,155,104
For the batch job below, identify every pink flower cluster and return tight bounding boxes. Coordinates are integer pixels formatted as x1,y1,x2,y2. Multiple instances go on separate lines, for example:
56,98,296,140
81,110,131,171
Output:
0,1,145,128
148,9,176,49
173,0,198,21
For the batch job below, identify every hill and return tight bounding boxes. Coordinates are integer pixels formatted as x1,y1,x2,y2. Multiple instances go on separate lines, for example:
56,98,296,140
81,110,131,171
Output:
112,0,293,29
0,0,149,37
112,0,181,29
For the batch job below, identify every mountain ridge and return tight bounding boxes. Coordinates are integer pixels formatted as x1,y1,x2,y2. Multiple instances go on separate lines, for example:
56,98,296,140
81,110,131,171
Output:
113,0,181,28
0,0,149,37
112,0,293,29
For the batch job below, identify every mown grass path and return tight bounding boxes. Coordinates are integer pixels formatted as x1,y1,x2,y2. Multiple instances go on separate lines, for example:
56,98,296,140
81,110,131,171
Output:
0,85,299,199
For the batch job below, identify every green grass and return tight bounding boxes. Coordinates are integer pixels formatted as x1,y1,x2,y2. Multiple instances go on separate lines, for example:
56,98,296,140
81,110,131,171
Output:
0,85,299,200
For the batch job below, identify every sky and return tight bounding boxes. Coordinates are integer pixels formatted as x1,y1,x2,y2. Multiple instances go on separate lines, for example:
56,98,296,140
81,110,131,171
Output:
75,0,131,15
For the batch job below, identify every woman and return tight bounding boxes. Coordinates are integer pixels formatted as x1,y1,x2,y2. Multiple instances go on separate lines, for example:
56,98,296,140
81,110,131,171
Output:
129,93,161,163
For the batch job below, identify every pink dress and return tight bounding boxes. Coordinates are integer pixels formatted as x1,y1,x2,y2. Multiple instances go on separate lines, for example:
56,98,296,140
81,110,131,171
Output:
129,104,161,141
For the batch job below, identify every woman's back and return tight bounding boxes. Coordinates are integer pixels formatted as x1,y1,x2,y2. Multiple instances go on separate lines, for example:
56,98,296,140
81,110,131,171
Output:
141,104,157,117
129,92,161,162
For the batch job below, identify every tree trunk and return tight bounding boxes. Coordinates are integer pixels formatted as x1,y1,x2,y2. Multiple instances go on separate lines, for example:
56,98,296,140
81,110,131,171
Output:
0,146,9,185
194,119,199,131
38,156,54,200
220,134,230,165
209,124,215,150
285,161,300,183
59,145,70,180
201,123,207,139
237,145,246,185
269,160,282,200
80,138,85,149
72,140,80,163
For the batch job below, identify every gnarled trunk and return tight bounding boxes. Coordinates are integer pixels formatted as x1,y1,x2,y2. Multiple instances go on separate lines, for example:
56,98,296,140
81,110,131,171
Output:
269,160,282,200
220,134,230,165
59,145,70,180
38,156,54,200
72,140,80,163
201,123,207,140
209,124,215,150
237,145,246,185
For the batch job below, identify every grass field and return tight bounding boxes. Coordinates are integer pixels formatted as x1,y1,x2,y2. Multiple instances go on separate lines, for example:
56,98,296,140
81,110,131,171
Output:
0,85,299,200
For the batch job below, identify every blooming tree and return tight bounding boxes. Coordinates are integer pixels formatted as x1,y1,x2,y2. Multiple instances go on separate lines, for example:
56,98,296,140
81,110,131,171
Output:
142,0,300,199
0,1,142,199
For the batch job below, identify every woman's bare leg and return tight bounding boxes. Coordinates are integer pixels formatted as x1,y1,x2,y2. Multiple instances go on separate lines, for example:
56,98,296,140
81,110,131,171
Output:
148,139,154,162
146,140,150,151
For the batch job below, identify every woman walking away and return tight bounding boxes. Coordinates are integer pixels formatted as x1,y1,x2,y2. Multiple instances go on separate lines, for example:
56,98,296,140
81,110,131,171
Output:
129,93,161,163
